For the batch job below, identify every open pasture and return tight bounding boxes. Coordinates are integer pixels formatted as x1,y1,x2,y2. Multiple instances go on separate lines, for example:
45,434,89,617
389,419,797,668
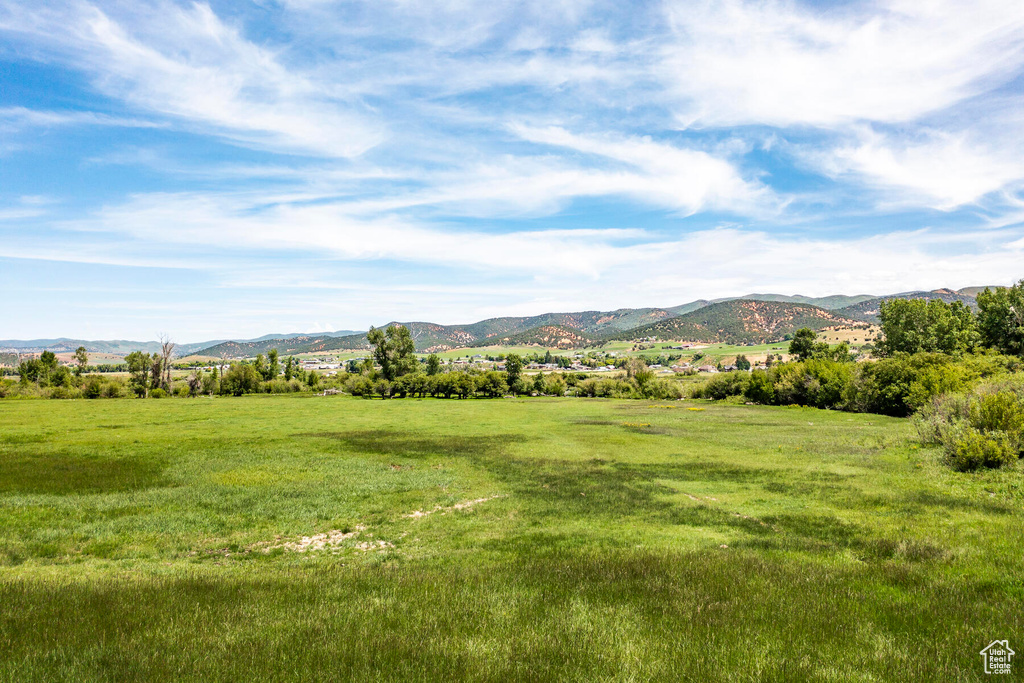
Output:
0,395,1021,681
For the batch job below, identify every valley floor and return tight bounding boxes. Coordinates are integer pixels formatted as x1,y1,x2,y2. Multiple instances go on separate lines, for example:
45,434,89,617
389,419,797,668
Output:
0,396,1021,681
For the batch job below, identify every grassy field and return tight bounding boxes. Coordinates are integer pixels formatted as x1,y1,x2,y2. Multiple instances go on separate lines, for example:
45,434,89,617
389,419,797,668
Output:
0,395,1021,681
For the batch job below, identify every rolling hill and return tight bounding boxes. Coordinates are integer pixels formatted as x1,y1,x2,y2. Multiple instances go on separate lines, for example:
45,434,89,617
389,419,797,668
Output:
196,308,679,355
724,293,876,310
0,330,361,357
610,300,862,344
835,289,979,323
9,286,998,360
467,325,601,349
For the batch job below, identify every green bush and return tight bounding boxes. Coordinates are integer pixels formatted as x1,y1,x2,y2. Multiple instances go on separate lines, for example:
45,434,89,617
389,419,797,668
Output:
949,430,1015,472
149,388,168,399
577,378,632,398
101,381,127,399
346,375,374,397
264,378,303,394
692,372,748,400
545,375,567,396
969,391,1024,438
220,364,260,396
745,369,775,404
475,371,508,398
46,385,82,400
916,378,1024,471
372,379,393,399
82,376,104,399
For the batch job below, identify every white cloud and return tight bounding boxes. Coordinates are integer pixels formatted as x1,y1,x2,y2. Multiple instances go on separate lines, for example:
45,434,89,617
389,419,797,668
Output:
0,106,164,131
0,1,382,157
510,125,777,215
62,191,662,277
42,189,1024,301
661,0,1024,128
814,128,1024,210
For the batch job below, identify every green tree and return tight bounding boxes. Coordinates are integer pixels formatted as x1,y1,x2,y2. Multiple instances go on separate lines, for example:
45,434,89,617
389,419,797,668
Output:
545,374,566,396
625,357,656,397
788,328,828,361
125,351,151,397
532,372,546,394
149,355,164,392
267,349,280,380
254,354,268,381
734,354,751,371
284,356,295,381
477,371,509,398
368,325,417,381
221,363,260,396
50,365,72,388
426,353,441,376
504,354,523,392
73,346,89,377
876,298,978,356
977,281,1024,356
17,358,42,384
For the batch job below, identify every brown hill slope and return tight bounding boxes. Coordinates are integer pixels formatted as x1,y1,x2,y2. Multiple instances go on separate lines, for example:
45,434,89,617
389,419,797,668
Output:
611,300,861,344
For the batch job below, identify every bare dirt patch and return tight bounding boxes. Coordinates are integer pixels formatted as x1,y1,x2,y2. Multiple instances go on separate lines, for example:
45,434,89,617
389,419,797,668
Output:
405,495,505,519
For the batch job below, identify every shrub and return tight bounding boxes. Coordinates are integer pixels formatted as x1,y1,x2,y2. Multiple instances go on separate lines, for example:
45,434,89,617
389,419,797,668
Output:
745,369,775,404
646,379,683,400
693,372,749,400
853,354,975,417
577,378,632,398
149,388,168,399
220,364,261,396
544,375,567,397
265,378,303,394
82,376,104,399
46,385,82,399
101,381,127,399
948,430,1015,472
969,391,1024,437
373,379,393,399
346,375,374,397
915,379,1024,471
475,371,508,398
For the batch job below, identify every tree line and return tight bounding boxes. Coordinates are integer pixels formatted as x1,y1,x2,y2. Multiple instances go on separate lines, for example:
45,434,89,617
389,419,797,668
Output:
692,281,1024,471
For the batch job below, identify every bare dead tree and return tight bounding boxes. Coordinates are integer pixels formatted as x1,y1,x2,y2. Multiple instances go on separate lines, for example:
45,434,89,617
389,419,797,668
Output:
159,334,176,391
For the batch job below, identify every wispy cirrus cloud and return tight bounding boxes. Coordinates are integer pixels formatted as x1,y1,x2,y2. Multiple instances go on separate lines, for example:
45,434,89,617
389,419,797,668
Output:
0,0,383,157
660,0,1024,128
1,0,1023,338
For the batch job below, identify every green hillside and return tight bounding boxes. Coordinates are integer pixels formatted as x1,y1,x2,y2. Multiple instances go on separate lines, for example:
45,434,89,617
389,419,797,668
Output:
196,309,678,356
836,289,978,323
611,299,860,344
189,287,985,357
726,293,876,310
467,324,600,349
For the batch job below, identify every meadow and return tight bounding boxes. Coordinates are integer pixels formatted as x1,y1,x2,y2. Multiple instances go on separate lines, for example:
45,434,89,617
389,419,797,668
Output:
0,395,1021,681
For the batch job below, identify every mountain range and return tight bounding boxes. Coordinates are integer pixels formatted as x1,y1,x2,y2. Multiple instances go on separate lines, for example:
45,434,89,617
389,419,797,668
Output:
0,287,997,359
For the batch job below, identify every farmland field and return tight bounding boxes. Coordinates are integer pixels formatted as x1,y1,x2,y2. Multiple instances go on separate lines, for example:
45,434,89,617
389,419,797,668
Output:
0,395,1021,681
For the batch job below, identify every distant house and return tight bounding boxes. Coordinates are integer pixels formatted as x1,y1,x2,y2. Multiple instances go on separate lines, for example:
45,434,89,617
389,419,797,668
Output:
697,365,717,373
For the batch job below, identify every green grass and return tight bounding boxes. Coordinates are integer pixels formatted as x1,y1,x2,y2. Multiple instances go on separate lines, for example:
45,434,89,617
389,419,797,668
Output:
0,395,1021,681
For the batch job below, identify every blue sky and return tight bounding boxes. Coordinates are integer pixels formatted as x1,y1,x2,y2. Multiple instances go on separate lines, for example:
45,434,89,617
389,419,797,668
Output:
2,0,1023,341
